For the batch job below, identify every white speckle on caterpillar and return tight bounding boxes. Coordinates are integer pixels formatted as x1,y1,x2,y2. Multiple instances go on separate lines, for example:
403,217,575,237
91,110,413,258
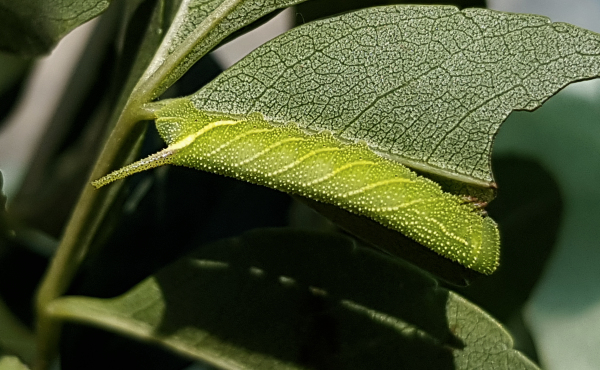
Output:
93,99,500,274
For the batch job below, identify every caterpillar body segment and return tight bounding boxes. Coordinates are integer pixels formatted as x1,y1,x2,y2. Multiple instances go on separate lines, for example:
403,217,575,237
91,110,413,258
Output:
94,99,500,274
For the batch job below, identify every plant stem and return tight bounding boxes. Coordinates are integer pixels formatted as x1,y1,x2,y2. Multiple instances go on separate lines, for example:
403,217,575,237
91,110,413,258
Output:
135,0,244,101
33,0,245,368
33,103,150,370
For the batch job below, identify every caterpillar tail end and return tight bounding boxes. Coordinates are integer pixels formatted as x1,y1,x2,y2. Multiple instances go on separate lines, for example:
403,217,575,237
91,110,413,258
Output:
475,217,501,275
91,149,175,189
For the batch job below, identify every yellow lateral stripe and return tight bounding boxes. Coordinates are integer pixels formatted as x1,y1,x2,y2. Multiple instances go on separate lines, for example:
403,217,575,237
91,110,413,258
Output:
236,137,304,166
206,128,272,157
409,210,470,248
168,120,239,150
373,198,427,212
340,178,414,198
267,148,341,176
304,160,376,186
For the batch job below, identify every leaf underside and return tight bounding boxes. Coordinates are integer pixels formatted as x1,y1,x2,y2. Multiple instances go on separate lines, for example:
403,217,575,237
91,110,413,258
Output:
190,5,600,185
48,229,539,370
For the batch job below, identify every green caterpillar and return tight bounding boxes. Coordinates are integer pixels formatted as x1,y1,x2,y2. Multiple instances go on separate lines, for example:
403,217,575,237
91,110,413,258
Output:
93,99,500,274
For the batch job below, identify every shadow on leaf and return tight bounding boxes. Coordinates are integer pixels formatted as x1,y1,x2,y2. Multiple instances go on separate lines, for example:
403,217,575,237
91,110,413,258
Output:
153,229,459,369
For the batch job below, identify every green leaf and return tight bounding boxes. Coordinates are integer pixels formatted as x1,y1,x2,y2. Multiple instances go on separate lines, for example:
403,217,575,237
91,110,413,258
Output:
0,356,29,370
48,229,538,370
190,5,600,187
136,0,311,101
0,0,114,56
94,5,600,275
448,292,539,369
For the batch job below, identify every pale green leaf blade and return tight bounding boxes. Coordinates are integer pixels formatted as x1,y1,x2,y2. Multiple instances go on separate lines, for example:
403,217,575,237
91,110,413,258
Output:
137,0,310,100
0,0,114,56
0,356,29,370
190,5,600,186
47,229,537,369
448,293,539,369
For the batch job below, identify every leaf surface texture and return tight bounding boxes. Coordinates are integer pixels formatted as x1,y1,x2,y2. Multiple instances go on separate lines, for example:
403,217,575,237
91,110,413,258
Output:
191,5,600,185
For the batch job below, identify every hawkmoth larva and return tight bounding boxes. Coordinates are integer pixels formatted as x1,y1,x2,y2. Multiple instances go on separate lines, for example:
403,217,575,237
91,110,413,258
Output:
93,99,500,274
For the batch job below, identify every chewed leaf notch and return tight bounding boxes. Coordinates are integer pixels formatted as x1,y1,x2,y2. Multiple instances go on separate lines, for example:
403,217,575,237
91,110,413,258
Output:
93,99,500,274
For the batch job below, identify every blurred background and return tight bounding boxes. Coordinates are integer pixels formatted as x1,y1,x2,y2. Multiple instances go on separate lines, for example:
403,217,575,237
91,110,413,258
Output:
0,1,599,369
